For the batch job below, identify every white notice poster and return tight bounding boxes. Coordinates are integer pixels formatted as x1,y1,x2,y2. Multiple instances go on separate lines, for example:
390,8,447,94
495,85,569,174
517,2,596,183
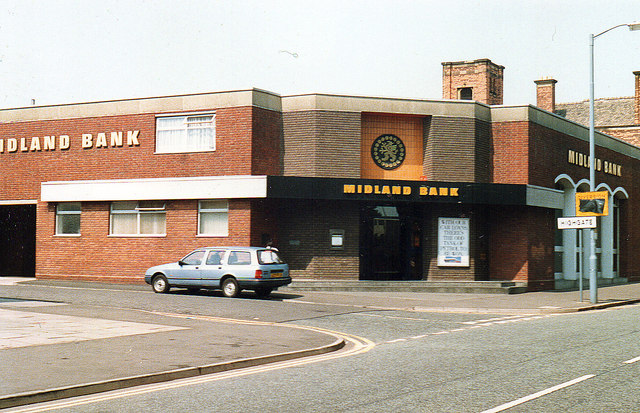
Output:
437,217,470,267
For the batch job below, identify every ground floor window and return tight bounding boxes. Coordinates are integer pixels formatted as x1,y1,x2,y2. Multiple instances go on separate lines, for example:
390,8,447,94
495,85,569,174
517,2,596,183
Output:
198,200,228,236
56,202,81,235
110,201,166,236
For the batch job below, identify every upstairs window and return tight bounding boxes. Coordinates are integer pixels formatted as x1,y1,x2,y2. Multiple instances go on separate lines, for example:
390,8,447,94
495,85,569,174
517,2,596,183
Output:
56,202,81,235
156,114,215,153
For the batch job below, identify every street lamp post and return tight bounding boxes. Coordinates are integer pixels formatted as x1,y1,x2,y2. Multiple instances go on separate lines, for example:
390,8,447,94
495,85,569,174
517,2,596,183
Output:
588,22,640,304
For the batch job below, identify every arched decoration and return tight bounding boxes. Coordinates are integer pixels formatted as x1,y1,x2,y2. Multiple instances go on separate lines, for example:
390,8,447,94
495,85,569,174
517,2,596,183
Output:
575,179,592,192
554,174,576,189
612,187,629,200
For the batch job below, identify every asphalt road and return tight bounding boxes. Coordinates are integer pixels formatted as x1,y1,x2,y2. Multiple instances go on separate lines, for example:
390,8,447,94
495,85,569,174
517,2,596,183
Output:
4,283,640,412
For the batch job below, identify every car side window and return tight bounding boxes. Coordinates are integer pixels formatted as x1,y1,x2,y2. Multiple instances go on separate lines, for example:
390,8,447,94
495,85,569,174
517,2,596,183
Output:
206,250,225,265
182,251,205,266
227,251,251,265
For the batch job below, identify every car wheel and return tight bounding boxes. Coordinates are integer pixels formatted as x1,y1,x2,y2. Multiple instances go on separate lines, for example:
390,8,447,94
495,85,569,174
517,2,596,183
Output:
221,277,240,298
255,287,273,298
152,275,170,293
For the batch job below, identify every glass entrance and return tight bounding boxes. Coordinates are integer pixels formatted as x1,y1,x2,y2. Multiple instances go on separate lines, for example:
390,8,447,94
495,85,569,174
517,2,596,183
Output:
360,205,422,280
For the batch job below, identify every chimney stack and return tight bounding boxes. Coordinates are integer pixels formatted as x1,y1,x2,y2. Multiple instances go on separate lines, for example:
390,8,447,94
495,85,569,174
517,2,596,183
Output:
534,77,557,113
634,71,640,125
442,59,504,105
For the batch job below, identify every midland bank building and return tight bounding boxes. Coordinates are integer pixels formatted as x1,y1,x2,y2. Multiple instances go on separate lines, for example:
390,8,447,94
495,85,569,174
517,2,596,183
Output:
1,59,639,291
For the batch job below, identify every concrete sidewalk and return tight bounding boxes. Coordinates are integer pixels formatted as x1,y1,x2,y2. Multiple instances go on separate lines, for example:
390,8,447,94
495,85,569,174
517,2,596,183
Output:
0,291,343,409
281,281,640,314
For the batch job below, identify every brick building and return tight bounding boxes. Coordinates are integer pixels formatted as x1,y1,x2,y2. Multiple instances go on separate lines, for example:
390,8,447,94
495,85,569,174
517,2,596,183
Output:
1,58,639,290
536,71,640,146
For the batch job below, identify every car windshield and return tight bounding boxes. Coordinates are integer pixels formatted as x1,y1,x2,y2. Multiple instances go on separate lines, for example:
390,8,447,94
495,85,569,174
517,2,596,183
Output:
257,249,284,264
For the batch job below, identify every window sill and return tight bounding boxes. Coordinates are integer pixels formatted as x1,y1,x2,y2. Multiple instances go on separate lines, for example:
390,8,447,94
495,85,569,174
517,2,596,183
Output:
197,234,229,238
108,234,167,238
54,234,81,237
154,149,216,155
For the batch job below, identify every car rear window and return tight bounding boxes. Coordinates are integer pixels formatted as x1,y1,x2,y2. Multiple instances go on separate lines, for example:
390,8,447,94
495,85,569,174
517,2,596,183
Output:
258,249,285,264
228,251,252,265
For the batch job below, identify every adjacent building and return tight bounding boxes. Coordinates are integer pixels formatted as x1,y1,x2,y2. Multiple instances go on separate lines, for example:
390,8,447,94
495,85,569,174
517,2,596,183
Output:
1,59,639,290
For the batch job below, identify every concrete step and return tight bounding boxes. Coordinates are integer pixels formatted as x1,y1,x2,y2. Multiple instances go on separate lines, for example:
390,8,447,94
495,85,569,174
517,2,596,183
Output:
283,280,529,295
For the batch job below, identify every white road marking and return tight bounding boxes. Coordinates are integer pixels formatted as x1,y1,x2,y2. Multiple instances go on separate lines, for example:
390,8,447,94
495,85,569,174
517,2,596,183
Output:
377,314,553,345
623,355,640,364
480,374,595,413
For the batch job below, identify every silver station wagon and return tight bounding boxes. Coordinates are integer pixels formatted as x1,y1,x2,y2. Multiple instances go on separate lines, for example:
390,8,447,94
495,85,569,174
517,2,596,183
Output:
145,246,291,298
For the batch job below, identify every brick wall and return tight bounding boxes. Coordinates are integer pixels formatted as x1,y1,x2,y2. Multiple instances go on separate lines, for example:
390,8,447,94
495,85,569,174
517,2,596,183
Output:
282,110,361,178
424,116,491,182
35,199,259,283
488,206,555,291
251,107,283,175
492,121,530,184
276,199,359,279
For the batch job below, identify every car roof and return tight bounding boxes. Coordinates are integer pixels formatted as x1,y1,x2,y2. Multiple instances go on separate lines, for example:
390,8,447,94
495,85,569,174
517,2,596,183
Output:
202,246,272,251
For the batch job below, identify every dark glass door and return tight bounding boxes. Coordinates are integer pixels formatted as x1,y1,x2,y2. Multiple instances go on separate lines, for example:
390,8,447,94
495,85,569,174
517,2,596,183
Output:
360,205,422,281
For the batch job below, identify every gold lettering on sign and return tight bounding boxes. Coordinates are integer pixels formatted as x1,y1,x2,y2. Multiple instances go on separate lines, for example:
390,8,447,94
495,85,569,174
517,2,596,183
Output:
342,183,461,198
568,150,621,177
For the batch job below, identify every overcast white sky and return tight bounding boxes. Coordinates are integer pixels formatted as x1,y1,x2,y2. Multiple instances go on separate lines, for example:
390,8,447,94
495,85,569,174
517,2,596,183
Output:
0,0,638,108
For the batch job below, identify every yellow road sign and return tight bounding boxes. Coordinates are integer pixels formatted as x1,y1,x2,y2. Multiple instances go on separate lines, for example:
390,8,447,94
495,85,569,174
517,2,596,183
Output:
575,191,608,216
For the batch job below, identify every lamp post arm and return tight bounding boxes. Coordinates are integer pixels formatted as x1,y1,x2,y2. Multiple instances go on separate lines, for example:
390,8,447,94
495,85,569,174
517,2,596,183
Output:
594,23,629,39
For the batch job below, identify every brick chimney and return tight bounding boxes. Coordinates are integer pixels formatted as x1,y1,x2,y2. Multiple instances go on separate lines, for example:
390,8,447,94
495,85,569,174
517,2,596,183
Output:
534,77,558,113
635,71,640,124
442,59,504,105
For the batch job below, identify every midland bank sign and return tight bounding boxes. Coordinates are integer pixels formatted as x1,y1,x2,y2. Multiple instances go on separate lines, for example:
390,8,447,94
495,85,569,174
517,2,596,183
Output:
0,130,140,154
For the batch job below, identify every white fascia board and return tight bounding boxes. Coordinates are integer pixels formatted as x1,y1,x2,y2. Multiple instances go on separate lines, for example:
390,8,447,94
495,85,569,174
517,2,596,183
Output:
41,176,268,202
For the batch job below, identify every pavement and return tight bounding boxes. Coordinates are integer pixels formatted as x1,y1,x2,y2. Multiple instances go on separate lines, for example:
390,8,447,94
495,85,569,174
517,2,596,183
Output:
1,277,640,409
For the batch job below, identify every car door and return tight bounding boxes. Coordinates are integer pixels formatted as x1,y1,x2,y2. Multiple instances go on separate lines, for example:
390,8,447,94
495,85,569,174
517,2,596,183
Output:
167,250,205,286
200,249,227,287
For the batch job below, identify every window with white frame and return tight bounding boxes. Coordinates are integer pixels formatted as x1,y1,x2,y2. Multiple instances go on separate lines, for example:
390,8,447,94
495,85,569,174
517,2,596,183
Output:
198,200,229,236
156,114,215,153
56,202,81,235
110,201,166,236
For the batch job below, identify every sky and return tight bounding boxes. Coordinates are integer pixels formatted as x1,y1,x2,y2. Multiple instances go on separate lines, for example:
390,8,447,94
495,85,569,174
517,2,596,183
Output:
0,0,639,109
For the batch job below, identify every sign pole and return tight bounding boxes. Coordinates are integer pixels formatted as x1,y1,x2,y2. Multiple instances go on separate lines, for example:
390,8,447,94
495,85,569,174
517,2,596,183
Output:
579,229,584,302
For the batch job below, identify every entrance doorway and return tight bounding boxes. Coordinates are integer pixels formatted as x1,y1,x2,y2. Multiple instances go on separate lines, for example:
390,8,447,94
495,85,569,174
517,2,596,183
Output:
360,205,422,280
0,204,36,276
